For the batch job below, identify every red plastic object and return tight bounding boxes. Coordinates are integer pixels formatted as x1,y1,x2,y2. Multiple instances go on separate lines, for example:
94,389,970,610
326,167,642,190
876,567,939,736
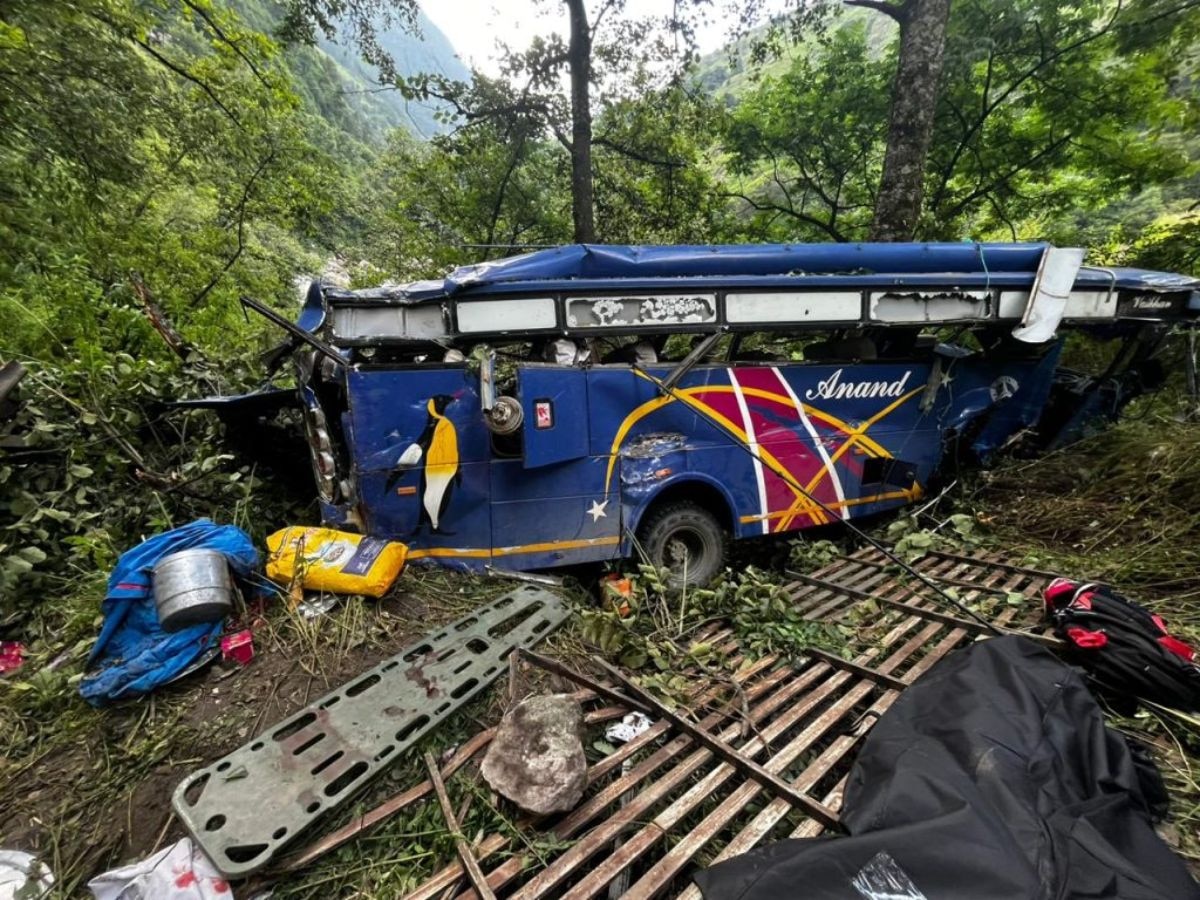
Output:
1159,634,1197,663
220,630,254,666
0,641,24,674
1065,626,1109,649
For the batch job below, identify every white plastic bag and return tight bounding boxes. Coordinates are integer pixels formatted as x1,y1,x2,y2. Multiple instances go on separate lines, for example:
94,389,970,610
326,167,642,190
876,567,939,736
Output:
88,838,231,900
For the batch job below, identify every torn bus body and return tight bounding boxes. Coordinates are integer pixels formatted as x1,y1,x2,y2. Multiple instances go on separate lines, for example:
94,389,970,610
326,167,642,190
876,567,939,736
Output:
215,243,1200,582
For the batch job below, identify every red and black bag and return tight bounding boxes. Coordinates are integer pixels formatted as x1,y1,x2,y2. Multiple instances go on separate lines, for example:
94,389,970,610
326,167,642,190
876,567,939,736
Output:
1044,578,1200,712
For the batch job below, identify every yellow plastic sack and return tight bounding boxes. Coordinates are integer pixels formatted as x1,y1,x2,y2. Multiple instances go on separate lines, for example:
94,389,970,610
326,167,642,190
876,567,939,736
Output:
265,527,407,598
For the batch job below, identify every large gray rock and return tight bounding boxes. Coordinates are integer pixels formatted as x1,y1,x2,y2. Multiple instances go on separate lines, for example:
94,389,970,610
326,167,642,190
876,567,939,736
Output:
481,693,587,815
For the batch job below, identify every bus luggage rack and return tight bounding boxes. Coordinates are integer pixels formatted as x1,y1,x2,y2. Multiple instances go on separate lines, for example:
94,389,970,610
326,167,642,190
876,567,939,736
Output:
398,549,1057,900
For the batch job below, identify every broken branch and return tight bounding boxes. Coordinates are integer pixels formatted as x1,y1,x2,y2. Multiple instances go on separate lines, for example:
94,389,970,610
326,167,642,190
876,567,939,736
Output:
131,273,193,362
423,751,498,900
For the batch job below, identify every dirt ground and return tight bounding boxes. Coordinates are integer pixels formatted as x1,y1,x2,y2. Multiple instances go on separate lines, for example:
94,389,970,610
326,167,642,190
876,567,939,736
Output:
2,507,1198,896
0,578,486,896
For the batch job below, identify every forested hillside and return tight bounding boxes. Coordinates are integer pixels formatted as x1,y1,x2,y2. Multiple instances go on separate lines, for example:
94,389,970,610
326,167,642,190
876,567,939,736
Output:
0,0,467,612
225,1,468,139
692,6,898,100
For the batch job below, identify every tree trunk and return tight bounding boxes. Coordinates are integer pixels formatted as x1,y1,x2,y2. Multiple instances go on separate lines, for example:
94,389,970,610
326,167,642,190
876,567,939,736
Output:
869,0,952,241
565,0,596,243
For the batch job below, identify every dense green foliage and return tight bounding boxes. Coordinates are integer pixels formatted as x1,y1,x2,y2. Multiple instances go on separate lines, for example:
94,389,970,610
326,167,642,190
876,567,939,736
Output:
0,0,365,613
723,0,1200,244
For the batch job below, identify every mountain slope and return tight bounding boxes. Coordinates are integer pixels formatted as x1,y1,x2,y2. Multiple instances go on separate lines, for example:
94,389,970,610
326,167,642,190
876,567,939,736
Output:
229,1,469,140
315,8,470,139
693,6,896,102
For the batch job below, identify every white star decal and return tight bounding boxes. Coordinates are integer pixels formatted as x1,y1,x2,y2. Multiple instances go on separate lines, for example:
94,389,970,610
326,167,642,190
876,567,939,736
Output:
587,499,609,522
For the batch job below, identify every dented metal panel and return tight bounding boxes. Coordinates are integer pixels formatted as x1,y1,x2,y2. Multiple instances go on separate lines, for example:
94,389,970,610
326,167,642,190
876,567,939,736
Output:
309,244,1199,347
564,294,718,329
869,290,991,323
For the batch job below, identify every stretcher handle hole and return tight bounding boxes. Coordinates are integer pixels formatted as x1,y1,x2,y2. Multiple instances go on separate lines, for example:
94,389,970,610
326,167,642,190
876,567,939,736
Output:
292,732,326,756
311,750,344,775
395,714,431,741
183,774,209,806
345,673,381,697
225,843,269,865
273,711,317,741
403,644,433,662
324,761,369,797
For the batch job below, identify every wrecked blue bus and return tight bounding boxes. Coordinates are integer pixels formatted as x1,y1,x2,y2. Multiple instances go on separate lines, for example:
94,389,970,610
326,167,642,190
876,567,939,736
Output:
213,243,1199,585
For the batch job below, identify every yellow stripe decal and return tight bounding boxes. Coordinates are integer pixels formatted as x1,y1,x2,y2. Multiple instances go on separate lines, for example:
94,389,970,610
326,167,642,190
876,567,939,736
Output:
407,536,622,561
602,374,893,494
741,487,921,524
646,381,829,526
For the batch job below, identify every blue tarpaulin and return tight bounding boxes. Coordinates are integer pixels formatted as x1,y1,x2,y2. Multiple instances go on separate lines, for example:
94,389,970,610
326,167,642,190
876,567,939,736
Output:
443,242,1050,288
80,519,259,705
323,242,1200,306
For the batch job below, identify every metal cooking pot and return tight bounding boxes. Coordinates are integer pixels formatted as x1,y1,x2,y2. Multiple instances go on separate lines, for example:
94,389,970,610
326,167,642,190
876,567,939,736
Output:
153,548,234,632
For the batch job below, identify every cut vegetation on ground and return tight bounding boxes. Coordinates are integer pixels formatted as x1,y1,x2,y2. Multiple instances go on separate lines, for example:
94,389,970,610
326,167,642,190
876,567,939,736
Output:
2,408,1198,894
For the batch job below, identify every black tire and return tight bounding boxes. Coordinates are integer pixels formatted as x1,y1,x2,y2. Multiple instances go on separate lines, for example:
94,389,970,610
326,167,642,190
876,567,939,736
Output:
638,501,727,588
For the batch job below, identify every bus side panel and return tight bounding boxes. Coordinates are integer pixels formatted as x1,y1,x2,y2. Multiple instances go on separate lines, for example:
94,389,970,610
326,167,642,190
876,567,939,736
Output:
344,367,493,560
585,362,945,540
956,344,1063,461
478,365,622,568
747,355,1059,534
619,445,760,541
517,365,590,468
588,365,777,541
753,362,935,533
584,366,675,459
490,455,620,568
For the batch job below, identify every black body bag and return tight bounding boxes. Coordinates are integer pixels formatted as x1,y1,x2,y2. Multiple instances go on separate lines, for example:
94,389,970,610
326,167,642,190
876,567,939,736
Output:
692,636,1199,900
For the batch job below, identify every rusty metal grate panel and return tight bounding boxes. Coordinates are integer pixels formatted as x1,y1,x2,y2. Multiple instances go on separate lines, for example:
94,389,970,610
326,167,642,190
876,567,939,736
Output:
394,549,1064,900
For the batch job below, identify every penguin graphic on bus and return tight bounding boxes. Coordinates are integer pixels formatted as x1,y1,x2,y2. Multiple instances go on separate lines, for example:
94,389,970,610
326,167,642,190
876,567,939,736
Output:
386,394,460,534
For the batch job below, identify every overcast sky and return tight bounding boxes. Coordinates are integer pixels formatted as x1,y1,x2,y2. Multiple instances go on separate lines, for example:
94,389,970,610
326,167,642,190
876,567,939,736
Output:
420,1,760,76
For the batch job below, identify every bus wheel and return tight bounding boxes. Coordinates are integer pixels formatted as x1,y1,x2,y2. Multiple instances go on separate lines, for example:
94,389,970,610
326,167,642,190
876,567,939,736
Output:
638,501,727,588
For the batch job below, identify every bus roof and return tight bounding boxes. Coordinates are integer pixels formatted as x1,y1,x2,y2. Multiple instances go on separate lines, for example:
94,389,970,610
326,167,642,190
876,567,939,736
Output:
312,243,1200,346
324,243,1200,306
